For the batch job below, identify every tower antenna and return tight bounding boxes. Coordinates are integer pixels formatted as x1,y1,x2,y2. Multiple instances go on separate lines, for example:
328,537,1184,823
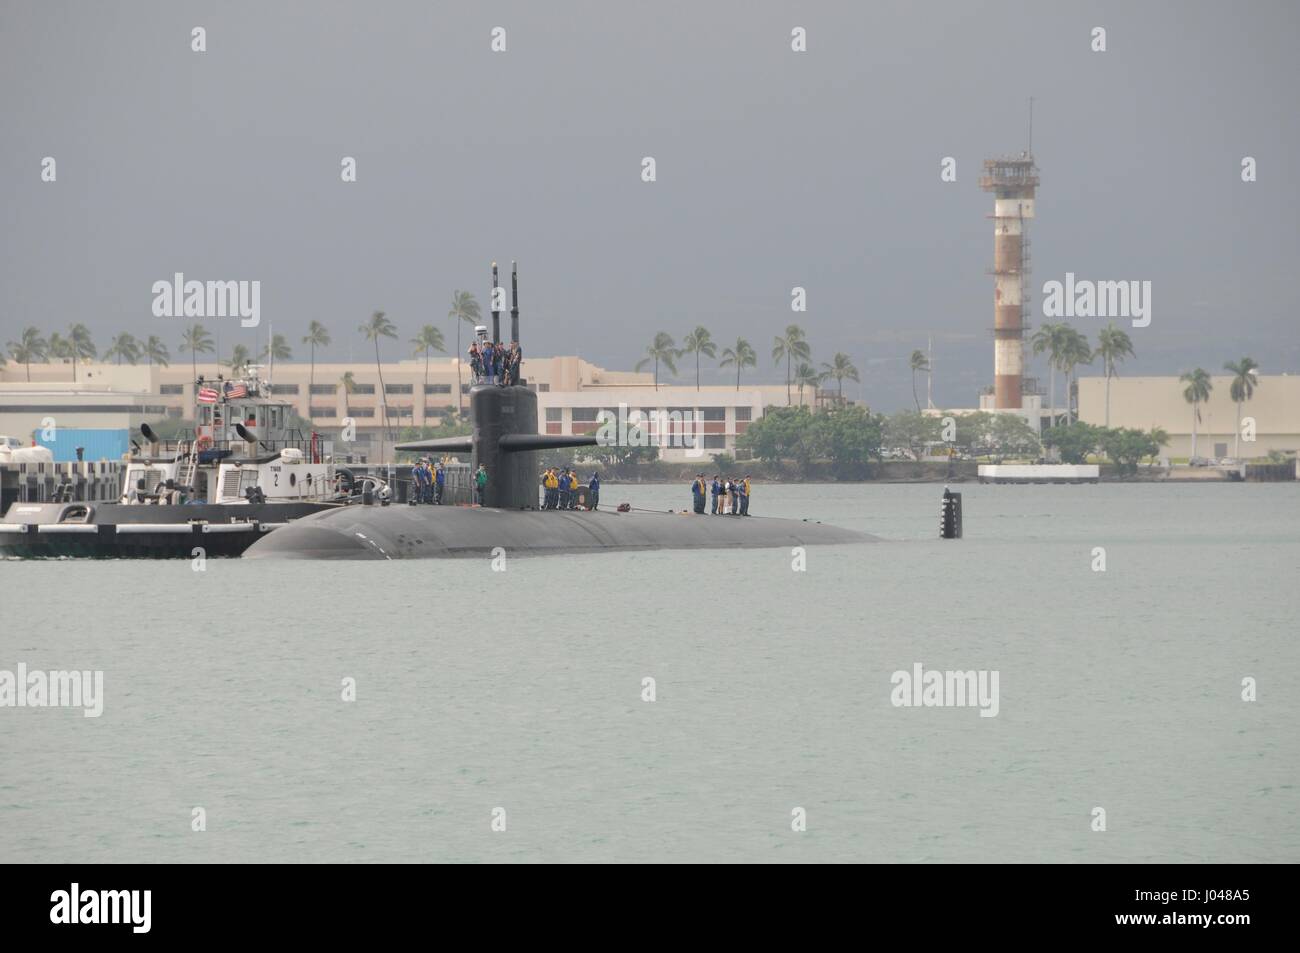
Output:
1027,96,1035,155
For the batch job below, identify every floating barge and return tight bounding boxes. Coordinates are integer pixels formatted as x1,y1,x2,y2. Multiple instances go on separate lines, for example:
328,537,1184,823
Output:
978,464,1100,485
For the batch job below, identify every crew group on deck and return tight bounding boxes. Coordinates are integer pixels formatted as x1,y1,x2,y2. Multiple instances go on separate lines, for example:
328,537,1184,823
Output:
541,468,599,510
468,340,522,386
691,474,753,516
409,458,449,504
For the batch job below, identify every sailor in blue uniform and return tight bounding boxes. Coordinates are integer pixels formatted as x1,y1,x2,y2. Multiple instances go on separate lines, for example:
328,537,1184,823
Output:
588,472,600,511
691,474,706,514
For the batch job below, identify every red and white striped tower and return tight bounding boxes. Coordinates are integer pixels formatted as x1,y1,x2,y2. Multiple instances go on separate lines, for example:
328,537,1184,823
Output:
980,154,1038,410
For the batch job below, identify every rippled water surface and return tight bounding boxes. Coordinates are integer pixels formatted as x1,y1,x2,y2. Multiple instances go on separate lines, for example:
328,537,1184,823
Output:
2,482,1297,862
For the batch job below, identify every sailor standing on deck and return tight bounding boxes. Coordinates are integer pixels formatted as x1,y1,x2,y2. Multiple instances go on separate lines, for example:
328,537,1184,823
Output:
411,460,426,503
741,475,752,516
556,468,568,510
434,461,445,504
710,475,720,514
588,472,600,510
691,474,706,514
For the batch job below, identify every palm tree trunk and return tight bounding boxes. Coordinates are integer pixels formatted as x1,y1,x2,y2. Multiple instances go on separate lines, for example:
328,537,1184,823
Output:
455,320,463,417
735,365,740,390
786,355,791,405
375,338,388,462
1047,365,1055,427
1104,370,1111,428
1234,401,1241,458
308,343,316,421
1190,406,1198,460
912,371,920,413
25,361,31,382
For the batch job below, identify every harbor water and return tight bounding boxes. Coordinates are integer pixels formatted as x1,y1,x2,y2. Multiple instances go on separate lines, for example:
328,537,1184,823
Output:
1,482,1297,862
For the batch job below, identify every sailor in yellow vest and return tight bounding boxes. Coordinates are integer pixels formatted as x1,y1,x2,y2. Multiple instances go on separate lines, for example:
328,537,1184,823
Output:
543,468,558,509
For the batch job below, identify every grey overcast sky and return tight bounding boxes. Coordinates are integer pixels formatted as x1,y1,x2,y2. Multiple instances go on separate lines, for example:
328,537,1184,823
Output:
2,0,1297,410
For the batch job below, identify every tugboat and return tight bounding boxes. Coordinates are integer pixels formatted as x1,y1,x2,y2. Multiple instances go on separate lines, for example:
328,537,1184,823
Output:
0,370,367,558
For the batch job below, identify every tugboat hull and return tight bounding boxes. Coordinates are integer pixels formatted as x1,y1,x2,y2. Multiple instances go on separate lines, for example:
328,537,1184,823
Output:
0,501,336,558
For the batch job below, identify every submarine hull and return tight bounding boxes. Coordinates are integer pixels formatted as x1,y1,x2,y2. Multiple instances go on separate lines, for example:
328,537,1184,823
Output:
242,504,875,560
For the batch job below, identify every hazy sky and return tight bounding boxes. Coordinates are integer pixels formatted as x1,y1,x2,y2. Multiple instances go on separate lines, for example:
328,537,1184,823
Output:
2,0,1297,410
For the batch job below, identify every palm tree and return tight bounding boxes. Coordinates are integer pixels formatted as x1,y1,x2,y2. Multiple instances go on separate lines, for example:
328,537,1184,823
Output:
104,332,141,365
772,325,811,405
302,321,331,410
1058,328,1092,423
909,349,930,412
7,327,49,381
448,290,481,417
67,323,96,382
340,370,357,396
48,333,73,379
823,352,860,404
360,310,398,458
226,344,251,377
1180,368,1212,461
1224,357,1260,459
411,324,446,394
635,332,680,390
143,335,170,367
680,326,716,390
793,362,822,407
261,333,291,381
719,338,757,390
181,323,214,383
1094,323,1135,427
1030,322,1067,426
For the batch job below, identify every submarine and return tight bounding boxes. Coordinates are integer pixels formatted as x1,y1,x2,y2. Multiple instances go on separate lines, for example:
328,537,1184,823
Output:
244,262,875,560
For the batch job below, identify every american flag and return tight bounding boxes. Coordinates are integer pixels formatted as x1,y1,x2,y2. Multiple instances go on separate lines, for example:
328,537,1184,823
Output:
197,387,219,404
224,382,249,399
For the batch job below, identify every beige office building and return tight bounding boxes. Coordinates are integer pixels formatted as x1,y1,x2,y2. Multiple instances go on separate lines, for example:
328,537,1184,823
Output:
2,356,799,460
1077,374,1300,460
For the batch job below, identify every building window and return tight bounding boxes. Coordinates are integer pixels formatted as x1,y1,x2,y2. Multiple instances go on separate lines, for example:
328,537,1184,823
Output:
571,407,599,422
390,405,414,418
309,406,335,418
537,383,550,392
703,435,727,450
310,383,336,395
701,407,725,421
351,383,375,395
347,407,375,418
270,384,299,395
545,408,562,422
160,384,184,395
385,383,413,394
425,383,451,394
424,404,454,415
735,407,752,422
166,406,183,418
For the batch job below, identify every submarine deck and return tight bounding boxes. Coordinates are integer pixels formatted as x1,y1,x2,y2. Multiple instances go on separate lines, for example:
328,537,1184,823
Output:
243,503,876,560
